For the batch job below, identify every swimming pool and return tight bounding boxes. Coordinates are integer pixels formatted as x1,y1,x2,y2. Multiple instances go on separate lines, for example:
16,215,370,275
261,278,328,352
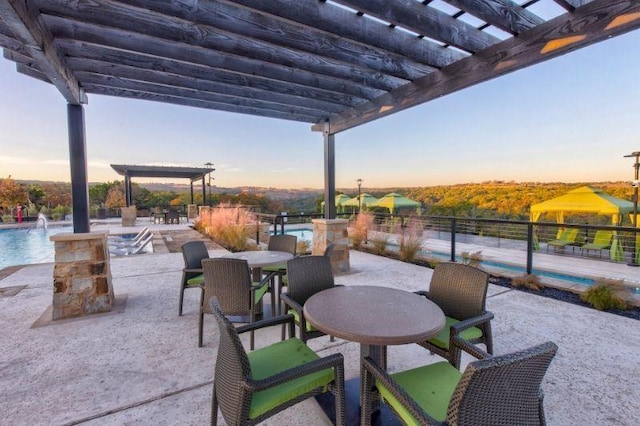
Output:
0,226,72,270
275,228,314,244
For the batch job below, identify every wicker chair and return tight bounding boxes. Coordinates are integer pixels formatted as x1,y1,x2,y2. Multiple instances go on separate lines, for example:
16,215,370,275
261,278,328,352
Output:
199,258,270,350
209,298,345,426
415,262,494,368
361,338,558,426
179,241,209,316
261,234,297,314
280,256,336,342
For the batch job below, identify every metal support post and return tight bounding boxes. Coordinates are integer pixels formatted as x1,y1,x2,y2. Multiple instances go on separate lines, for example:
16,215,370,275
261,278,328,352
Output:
67,104,90,233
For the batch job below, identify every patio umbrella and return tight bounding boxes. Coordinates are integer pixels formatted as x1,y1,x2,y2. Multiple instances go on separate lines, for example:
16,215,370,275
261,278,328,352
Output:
372,193,421,214
342,193,379,210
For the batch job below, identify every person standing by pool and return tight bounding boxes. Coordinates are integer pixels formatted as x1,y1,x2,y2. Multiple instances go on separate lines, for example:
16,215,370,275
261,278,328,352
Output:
16,205,23,223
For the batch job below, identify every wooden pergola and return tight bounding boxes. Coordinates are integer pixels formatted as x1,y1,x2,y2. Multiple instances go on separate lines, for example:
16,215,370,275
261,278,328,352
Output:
1,0,639,232
110,164,215,207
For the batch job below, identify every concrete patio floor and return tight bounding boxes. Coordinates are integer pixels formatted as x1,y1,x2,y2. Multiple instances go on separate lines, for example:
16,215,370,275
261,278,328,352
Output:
1,225,639,425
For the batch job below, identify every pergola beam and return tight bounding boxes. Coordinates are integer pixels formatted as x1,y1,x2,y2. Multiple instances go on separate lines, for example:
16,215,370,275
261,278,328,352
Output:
314,0,640,134
0,0,82,103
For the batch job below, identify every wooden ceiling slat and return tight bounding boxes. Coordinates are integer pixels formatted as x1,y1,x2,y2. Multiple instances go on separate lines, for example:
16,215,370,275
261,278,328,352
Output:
68,58,349,114
333,0,500,53
75,71,337,118
227,0,466,68
82,84,320,123
444,0,545,34
16,62,51,83
0,0,81,103
37,0,408,92
110,0,435,81
45,15,384,102
316,0,640,133
59,40,364,108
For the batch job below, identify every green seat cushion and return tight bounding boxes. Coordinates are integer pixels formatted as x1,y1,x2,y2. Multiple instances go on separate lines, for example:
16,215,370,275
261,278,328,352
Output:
289,309,316,332
428,316,483,350
186,274,204,286
262,263,287,273
378,361,461,424
248,337,334,419
252,282,269,304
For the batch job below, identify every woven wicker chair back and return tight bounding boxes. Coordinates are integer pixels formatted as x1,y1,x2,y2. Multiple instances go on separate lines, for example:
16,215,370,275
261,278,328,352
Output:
286,256,335,305
210,298,252,425
202,258,253,316
182,241,209,268
448,341,558,425
428,262,489,320
268,234,297,255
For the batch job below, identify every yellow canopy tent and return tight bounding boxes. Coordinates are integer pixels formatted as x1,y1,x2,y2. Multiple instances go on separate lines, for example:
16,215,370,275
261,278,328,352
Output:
529,186,634,261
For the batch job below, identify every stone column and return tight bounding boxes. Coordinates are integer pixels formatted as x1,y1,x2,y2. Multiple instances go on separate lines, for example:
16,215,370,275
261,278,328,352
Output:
121,206,137,227
50,232,114,320
312,218,350,274
187,204,198,219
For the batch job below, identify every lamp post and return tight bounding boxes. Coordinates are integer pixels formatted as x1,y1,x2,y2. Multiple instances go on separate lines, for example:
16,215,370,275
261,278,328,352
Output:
204,162,214,206
624,152,639,266
356,178,363,212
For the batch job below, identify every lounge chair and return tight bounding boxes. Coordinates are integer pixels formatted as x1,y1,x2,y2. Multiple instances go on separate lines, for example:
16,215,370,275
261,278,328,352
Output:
580,229,613,258
108,227,150,244
109,234,153,256
546,227,579,252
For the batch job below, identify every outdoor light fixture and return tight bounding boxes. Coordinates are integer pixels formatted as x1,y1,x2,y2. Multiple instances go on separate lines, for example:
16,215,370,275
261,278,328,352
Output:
624,151,639,266
204,162,214,206
357,178,363,212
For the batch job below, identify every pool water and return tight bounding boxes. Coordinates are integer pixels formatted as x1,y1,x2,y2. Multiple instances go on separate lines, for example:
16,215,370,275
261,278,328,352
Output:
277,228,314,244
0,227,72,270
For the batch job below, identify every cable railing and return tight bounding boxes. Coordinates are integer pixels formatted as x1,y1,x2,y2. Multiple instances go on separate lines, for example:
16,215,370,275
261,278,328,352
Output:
266,212,639,273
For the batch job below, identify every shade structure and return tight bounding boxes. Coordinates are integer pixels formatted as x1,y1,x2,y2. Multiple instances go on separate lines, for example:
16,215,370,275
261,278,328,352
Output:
342,193,379,210
371,193,421,214
320,194,354,213
529,186,634,261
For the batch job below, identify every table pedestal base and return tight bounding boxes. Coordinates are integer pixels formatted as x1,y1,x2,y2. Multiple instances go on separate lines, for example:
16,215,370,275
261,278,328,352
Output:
315,378,401,426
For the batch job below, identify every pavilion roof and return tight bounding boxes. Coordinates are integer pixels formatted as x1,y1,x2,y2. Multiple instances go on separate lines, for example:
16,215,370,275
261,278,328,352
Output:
1,1,639,134
110,164,213,182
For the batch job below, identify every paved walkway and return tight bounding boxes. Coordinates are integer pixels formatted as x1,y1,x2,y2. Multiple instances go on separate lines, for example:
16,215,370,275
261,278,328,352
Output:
1,223,639,425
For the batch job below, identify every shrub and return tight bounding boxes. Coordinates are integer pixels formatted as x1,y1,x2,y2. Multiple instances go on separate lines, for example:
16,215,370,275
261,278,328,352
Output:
297,239,311,255
580,278,629,311
2,214,14,223
399,219,423,262
461,250,482,267
512,274,543,291
350,211,373,249
370,233,390,255
197,203,255,252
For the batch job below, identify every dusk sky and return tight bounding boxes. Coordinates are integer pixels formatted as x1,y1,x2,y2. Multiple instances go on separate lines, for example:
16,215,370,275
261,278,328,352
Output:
1,28,640,191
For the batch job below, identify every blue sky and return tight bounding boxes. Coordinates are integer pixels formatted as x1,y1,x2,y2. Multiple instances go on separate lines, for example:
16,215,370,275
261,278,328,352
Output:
1,29,640,191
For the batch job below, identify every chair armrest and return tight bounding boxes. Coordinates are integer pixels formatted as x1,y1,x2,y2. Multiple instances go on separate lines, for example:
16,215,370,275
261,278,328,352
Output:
236,314,296,335
414,290,431,299
280,293,303,315
362,357,440,425
248,352,344,392
450,335,491,360
183,268,203,274
257,271,277,287
449,311,494,335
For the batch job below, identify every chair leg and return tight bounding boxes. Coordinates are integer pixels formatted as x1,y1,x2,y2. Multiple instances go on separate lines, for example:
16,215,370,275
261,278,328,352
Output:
360,364,373,426
484,323,494,355
334,363,346,426
198,312,204,348
178,288,185,316
211,386,219,426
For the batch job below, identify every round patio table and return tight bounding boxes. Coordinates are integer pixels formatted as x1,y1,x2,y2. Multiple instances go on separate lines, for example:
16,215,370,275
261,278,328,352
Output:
304,285,445,414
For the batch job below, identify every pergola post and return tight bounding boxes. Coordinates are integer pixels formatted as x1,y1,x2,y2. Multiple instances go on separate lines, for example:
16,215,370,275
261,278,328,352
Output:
67,104,90,233
323,122,336,219
124,174,131,207
202,179,206,206
190,181,194,204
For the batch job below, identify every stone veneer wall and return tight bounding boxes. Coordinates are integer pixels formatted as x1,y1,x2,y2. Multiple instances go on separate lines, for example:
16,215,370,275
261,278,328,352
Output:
50,232,114,320
121,206,137,227
312,219,350,274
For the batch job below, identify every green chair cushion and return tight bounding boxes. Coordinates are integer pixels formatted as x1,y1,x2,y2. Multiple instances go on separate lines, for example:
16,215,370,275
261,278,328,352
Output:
289,309,316,332
428,316,483,350
378,361,461,424
253,282,269,304
186,274,204,286
262,263,287,273
248,337,334,419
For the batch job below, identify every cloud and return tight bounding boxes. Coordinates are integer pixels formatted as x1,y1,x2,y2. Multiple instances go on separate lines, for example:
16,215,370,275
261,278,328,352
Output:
0,155,38,165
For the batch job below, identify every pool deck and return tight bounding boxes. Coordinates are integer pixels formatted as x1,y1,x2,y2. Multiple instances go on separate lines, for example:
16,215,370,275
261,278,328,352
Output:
1,221,639,425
